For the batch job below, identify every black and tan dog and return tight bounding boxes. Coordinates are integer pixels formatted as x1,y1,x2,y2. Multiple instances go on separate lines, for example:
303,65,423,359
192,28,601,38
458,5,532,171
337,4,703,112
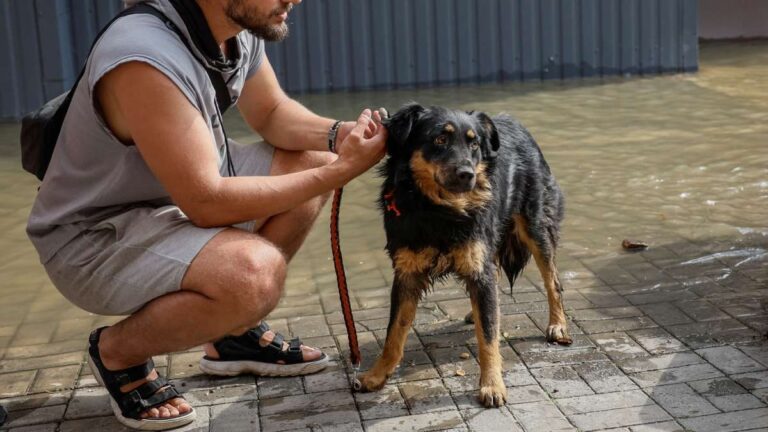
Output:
356,103,572,407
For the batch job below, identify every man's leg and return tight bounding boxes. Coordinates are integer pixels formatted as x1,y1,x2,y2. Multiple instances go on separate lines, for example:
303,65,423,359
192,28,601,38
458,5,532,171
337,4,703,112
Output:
204,148,336,358
97,148,335,418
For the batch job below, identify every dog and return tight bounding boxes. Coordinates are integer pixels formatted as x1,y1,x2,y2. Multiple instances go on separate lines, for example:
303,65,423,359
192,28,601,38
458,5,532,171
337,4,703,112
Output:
356,103,572,407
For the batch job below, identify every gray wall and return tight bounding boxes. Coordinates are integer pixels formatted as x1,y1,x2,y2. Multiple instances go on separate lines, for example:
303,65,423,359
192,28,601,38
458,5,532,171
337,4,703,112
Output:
700,0,768,40
1,0,699,121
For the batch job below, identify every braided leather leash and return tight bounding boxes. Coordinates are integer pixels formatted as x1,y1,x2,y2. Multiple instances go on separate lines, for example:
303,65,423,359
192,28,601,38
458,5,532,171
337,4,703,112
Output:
330,186,363,390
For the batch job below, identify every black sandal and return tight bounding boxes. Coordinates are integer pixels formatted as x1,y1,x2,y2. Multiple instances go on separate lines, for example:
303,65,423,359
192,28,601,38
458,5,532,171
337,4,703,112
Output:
199,321,328,377
87,327,196,430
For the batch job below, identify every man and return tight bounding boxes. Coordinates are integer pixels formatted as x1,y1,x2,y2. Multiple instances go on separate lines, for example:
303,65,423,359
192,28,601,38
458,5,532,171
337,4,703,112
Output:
26,0,386,428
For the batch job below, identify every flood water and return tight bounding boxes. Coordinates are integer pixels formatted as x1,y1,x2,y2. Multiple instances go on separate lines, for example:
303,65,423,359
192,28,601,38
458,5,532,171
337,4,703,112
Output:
224,40,768,293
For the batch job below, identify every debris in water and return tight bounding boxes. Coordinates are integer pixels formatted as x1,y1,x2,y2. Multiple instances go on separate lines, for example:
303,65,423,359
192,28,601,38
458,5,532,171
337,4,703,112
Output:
622,239,648,250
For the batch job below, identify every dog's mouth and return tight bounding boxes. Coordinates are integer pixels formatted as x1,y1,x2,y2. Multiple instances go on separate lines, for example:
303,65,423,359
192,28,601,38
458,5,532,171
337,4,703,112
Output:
436,171,477,194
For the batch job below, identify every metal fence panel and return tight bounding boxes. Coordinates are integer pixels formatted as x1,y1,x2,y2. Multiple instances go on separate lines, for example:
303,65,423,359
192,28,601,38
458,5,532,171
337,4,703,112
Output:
1,0,700,120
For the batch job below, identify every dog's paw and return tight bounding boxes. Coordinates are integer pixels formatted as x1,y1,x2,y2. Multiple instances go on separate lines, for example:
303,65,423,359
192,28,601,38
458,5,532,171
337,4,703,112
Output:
478,382,507,408
546,323,573,345
356,371,388,392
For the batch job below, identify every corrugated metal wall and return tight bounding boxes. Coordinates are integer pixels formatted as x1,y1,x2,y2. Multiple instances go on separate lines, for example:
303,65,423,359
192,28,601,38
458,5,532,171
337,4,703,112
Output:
0,0,699,120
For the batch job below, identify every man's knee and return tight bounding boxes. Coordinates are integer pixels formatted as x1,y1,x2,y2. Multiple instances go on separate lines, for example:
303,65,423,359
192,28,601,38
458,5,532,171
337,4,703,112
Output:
225,243,287,317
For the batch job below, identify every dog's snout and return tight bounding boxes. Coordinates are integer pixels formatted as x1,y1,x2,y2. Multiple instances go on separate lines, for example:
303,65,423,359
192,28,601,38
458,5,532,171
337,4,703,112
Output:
456,165,475,181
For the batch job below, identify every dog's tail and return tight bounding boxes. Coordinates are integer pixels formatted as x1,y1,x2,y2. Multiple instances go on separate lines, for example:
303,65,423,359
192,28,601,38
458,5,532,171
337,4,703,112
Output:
499,234,531,293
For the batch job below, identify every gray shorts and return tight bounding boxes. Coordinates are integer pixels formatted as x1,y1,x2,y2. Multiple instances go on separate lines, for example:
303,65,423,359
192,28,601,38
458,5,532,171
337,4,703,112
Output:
44,140,274,316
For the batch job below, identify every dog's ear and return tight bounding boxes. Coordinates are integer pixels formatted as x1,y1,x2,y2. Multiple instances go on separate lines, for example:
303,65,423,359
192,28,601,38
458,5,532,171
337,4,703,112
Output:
383,102,425,156
476,112,500,159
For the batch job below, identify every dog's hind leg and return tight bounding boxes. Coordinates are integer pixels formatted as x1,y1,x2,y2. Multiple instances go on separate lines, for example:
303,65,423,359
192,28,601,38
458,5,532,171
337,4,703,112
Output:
357,274,424,392
513,215,572,345
467,268,507,407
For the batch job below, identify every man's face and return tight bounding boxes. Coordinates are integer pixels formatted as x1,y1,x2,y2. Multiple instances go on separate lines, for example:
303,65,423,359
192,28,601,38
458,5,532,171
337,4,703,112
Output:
225,0,296,41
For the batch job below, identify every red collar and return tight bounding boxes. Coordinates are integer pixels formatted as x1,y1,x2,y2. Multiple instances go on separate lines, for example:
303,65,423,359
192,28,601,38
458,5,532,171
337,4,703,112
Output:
383,190,402,217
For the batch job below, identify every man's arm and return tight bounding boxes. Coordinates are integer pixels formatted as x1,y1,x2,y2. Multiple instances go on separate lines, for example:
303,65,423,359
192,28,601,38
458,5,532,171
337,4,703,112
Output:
237,56,364,152
96,61,386,228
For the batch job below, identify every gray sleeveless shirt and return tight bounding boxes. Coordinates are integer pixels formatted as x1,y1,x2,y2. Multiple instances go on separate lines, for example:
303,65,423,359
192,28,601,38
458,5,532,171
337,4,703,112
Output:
26,0,264,263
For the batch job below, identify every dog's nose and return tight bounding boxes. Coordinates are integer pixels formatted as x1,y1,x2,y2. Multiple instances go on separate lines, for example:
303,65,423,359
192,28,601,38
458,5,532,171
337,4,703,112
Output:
456,165,475,183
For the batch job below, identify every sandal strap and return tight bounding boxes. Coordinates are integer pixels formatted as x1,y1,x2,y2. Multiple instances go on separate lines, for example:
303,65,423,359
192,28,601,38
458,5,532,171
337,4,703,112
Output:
88,327,184,420
121,383,181,419
212,327,306,365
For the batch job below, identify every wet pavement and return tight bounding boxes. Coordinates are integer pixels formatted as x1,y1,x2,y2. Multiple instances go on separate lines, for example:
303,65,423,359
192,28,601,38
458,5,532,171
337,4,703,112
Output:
1,40,767,431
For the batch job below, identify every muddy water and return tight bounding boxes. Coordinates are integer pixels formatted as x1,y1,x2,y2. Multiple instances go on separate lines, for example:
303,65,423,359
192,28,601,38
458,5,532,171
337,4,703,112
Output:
239,40,768,278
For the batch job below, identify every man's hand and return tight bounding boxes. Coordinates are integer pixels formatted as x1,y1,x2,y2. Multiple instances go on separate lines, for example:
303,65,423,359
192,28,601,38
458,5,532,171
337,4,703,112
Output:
334,108,385,153
333,109,387,180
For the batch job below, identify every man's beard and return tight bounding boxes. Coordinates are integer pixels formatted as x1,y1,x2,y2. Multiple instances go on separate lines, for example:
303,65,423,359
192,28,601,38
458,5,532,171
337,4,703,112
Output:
226,0,291,41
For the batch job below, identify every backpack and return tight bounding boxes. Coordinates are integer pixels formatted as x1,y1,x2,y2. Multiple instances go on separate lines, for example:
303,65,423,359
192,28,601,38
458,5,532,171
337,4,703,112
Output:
20,3,233,181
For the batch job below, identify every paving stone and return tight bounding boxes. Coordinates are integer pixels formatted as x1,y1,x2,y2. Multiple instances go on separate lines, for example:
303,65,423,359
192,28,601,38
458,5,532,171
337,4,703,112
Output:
257,377,303,400
555,390,653,415
0,371,35,397
665,319,747,340
259,390,358,432
577,316,658,334
0,392,70,412
388,363,441,384
638,303,694,326
429,347,481,378
209,401,259,432
738,345,768,368
696,346,766,374
628,328,688,355
676,300,731,322
731,370,768,390
59,415,131,432
618,352,705,374
631,364,724,388
29,365,80,393
0,352,83,373
184,384,258,406
2,340,85,360
303,366,350,393
531,366,594,398
567,404,672,431
575,306,645,321
5,423,59,432
590,332,649,361
577,289,631,308
64,387,111,419
625,290,699,306
508,400,575,431
573,361,638,393
353,384,408,421
462,407,522,432
362,410,465,432
502,369,538,387
678,407,768,432
629,421,686,431
646,383,719,417
0,404,67,429
399,379,456,414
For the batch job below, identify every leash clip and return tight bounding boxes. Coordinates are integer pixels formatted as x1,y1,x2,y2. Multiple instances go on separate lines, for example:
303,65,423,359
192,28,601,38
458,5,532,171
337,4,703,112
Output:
351,362,362,391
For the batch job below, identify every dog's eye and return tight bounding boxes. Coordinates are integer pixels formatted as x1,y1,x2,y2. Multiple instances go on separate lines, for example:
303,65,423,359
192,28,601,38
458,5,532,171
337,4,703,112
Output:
470,141,480,150
434,135,448,145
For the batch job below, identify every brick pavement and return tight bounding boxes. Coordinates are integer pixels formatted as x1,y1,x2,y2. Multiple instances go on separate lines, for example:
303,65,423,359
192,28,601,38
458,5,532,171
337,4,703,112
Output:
1,41,768,431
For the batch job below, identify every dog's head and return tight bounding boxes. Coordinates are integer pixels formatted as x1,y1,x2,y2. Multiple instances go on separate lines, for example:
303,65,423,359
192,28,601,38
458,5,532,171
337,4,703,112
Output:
384,103,500,194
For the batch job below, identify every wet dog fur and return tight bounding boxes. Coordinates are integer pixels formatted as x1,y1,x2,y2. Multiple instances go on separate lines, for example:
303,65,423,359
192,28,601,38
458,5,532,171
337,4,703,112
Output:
356,103,572,407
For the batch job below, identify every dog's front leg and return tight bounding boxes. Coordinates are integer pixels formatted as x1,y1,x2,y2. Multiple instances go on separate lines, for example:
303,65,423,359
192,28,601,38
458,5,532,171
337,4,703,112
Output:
357,273,425,392
468,269,507,407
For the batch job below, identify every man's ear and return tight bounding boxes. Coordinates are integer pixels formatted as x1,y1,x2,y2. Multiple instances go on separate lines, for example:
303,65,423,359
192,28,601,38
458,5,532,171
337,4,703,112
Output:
383,102,425,156
476,112,500,159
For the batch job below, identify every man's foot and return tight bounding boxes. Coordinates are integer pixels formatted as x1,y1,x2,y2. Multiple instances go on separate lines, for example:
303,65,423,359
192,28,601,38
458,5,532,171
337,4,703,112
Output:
88,327,196,430
199,322,329,377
